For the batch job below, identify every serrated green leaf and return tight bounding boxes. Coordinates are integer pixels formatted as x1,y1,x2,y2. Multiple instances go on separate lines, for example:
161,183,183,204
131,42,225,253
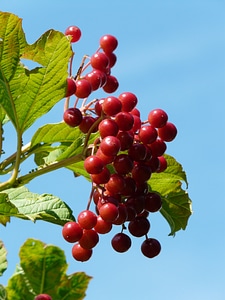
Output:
6,239,91,300
149,154,192,236
0,284,7,300
58,272,92,300
0,192,19,217
31,122,83,147
0,12,26,81
0,241,7,276
0,12,72,133
0,12,26,128
3,186,75,225
0,216,10,226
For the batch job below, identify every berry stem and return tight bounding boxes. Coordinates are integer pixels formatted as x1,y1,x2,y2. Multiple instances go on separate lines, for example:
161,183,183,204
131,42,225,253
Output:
0,130,23,190
69,51,75,77
12,152,84,188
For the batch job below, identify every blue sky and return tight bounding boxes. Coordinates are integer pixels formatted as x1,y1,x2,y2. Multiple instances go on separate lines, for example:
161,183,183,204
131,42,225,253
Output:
1,1,225,299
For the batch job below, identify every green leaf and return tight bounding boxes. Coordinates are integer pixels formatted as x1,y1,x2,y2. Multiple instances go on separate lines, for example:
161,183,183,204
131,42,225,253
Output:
0,241,7,276
0,12,72,132
0,12,26,128
31,122,84,156
2,186,75,225
149,154,192,236
6,239,91,300
0,192,19,219
0,285,7,300
58,272,92,300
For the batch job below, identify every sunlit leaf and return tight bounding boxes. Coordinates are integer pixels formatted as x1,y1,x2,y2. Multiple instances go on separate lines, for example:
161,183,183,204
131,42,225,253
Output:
0,12,72,132
6,239,91,300
149,154,192,236
0,241,7,276
3,186,75,225
0,284,7,300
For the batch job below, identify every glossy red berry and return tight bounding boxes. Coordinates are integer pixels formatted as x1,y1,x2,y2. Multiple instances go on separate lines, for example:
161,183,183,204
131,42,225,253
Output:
158,122,177,142
99,202,119,222
111,232,131,253
65,25,81,43
148,108,168,128
63,108,83,127
65,78,76,97
100,34,118,53
75,79,92,98
128,216,150,237
79,229,99,249
118,92,138,112
94,215,112,234
102,96,122,116
100,136,121,156
84,155,104,174
77,210,97,229
145,192,162,212
90,52,109,72
62,221,83,243
102,75,119,93
141,238,161,258
72,243,92,261
98,119,119,138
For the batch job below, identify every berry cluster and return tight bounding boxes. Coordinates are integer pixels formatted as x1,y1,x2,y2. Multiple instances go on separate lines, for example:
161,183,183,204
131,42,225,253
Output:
62,26,177,262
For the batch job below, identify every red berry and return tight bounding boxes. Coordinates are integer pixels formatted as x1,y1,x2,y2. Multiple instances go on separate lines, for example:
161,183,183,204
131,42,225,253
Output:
72,243,92,261
148,108,168,128
132,163,152,184
79,229,99,249
85,71,102,91
105,173,126,195
75,79,92,98
149,139,167,157
79,116,97,133
65,78,76,97
100,34,118,53
115,112,134,131
34,294,52,300
106,52,117,68
116,131,134,151
62,222,83,243
63,108,83,127
158,122,177,142
102,96,122,116
113,154,133,175
77,210,97,229
102,75,119,93
145,192,162,212
91,167,111,184
111,232,131,253
138,125,158,145
157,156,168,172
100,136,121,156
118,92,138,112
128,216,150,237
84,155,104,174
128,143,147,161
90,52,109,72
65,25,81,43
98,119,119,138
95,148,115,165
141,238,161,258
99,202,119,222
94,215,112,234
113,203,128,225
